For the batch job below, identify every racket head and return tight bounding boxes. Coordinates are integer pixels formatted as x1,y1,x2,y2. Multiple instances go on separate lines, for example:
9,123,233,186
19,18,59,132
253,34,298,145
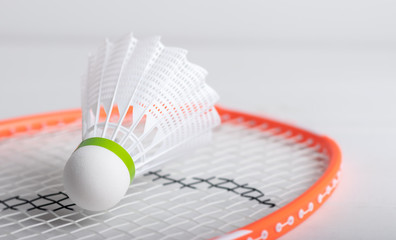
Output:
0,106,341,240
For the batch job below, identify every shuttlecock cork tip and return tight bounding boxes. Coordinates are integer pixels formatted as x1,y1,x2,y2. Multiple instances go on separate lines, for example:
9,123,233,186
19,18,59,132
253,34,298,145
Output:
63,138,135,211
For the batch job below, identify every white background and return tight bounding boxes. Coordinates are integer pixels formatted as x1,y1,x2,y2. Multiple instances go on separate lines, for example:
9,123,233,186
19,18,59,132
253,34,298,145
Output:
1,0,395,239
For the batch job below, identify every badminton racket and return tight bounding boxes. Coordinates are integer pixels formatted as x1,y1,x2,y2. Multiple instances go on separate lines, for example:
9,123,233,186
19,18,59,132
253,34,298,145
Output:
0,105,341,240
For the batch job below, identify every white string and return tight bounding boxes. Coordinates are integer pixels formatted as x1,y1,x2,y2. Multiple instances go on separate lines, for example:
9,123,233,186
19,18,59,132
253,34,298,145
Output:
0,115,328,239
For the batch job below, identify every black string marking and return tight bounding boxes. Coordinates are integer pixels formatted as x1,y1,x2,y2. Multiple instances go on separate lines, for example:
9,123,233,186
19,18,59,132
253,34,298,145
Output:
144,170,276,208
0,192,75,212
1,171,276,211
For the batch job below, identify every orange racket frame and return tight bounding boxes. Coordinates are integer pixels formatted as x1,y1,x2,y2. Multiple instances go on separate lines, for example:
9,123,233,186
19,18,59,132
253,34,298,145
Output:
0,106,341,240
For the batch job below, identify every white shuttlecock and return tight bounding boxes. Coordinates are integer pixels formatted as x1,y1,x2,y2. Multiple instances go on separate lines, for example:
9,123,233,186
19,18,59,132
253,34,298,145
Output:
63,33,220,211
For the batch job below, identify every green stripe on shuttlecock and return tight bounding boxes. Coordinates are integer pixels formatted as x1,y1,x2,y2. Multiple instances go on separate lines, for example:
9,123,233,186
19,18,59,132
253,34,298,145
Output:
77,137,135,182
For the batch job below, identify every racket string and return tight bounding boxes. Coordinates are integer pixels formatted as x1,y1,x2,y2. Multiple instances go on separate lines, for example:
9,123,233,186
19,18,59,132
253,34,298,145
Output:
0,115,329,239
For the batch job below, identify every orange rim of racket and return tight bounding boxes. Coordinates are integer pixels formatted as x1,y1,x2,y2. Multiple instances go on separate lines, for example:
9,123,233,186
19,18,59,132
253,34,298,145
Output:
0,105,342,240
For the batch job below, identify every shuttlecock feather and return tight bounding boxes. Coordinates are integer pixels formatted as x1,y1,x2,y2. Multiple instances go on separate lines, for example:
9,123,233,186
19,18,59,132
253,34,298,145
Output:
63,33,220,211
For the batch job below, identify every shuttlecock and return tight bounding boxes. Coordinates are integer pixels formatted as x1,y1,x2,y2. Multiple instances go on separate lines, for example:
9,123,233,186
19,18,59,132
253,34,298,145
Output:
63,33,220,211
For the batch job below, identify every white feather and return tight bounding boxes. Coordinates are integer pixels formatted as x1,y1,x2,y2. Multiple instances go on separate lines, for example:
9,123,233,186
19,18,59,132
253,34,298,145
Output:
81,33,220,176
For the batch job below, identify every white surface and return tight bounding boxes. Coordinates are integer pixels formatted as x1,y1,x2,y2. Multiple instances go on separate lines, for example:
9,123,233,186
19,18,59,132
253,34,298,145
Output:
1,0,396,239
64,145,130,211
